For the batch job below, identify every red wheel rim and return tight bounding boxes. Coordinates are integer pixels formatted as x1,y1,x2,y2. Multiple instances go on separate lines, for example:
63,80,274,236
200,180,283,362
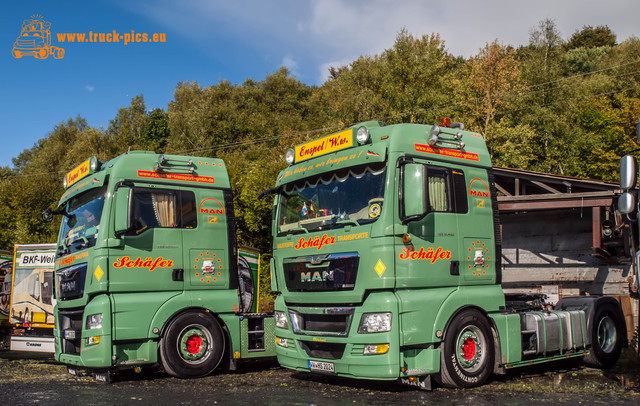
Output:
185,334,203,354
462,336,476,360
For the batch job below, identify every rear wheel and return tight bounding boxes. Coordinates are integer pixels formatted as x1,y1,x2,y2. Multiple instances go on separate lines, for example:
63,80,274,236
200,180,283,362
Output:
159,311,225,378
52,47,65,59
436,309,494,388
584,304,624,369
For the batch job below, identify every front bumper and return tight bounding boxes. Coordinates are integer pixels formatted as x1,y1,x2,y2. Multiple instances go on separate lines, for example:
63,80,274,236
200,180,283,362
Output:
274,291,402,380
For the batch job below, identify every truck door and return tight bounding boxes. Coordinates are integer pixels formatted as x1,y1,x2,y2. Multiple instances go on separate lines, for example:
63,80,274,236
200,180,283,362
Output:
397,160,468,288
183,188,235,295
110,185,197,340
110,185,196,293
458,167,497,285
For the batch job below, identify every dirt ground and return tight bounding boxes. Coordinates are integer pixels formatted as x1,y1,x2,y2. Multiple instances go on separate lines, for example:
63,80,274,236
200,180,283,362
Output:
0,351,639,406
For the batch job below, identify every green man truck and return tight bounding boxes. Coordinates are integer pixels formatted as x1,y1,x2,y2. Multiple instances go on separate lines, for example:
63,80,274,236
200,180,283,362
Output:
267,120,628,389
43,153,274,382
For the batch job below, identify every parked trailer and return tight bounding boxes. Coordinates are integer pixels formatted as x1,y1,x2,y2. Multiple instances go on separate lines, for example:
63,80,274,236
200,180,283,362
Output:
0,251,13,349
2,244,56,352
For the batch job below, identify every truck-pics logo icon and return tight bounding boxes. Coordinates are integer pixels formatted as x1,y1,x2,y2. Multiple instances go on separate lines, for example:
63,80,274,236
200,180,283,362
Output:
12,15,65,59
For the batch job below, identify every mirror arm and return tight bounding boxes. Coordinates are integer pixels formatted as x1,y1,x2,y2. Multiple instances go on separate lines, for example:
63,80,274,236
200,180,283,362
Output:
258,186,280,200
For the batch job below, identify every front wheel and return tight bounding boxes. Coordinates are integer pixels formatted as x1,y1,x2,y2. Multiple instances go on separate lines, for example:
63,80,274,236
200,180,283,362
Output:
584,304,624,369
159,311,225,378
436,309,494,388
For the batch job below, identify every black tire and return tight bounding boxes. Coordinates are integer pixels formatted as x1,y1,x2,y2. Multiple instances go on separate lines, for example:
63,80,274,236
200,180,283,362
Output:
159,311,225,378
584,303,624,369
436,309,494,388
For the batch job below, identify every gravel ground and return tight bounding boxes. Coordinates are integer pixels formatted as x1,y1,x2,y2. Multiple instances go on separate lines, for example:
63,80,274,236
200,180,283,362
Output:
0,351,638,405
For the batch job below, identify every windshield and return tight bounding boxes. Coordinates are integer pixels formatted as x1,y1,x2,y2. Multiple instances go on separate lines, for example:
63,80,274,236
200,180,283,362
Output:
57,185,107,256
277,162,386,235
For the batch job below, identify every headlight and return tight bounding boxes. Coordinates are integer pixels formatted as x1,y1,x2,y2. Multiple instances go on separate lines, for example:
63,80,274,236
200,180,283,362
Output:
358,312,392,333
275,311,289,329
364,344,389,355
86,313,103,329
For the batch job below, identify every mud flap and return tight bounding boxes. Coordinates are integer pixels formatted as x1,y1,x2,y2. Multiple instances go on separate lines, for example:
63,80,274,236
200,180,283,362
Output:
398,375,432,390
93,369,111,383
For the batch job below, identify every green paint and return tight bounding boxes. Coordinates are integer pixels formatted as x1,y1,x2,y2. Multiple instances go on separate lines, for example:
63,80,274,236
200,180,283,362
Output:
52,152,274,376
270,122,598,385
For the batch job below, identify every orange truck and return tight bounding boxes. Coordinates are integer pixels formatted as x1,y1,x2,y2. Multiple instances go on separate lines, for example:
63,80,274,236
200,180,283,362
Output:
11,18,64,60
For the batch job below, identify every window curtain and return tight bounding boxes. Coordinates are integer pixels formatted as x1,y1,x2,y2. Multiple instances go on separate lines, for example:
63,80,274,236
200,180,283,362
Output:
428,176,448,212
152,193,175,227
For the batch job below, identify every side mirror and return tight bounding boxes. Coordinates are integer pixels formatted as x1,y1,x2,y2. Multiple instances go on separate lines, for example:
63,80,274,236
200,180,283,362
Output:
402,163,425,220
620,155,637,190
618,192,636,215
41,208,53,223
114,186,132,237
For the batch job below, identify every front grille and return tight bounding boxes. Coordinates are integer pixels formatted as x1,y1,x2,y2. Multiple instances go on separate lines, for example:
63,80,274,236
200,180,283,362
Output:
58,309,83,355
283,252,359,292
17,39,36,46
289,307,355,337
299,340,346,360
55,263,87,301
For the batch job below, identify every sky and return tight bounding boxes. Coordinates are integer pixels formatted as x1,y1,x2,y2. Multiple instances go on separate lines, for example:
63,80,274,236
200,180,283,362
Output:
1,0,639,169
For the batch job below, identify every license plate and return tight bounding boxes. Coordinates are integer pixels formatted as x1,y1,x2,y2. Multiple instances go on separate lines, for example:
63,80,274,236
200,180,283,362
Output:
308,360,334,373
64,330,76,340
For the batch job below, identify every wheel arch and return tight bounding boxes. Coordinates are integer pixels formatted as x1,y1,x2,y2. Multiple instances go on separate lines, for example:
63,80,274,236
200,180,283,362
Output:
435,304,497,388
431,285,505,345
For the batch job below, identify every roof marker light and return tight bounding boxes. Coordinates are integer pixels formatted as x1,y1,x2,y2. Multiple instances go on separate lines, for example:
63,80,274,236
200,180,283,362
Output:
285,149,295,165
356,126,370,144
89,156,99,172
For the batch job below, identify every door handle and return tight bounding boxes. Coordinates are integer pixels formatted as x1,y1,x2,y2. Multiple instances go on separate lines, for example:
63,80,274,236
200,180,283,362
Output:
172,269,184,281
449,261,459,276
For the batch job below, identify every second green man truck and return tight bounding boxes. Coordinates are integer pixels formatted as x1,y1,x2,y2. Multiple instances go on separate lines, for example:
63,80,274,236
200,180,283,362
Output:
43,153,274,382
267,120,628,390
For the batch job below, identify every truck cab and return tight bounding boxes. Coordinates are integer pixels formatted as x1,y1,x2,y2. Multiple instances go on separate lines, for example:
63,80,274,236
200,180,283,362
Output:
46,152,273,381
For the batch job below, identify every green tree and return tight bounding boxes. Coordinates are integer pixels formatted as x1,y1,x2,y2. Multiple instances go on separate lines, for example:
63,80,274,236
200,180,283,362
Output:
575,95,640,180
108,95,148,154
141,108,170,153
381,30,456,123
566,25,616,50
464,40,522,135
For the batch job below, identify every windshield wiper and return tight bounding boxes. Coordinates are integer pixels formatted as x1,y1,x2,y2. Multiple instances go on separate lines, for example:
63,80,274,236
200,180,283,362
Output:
282,227,309,235
68,236,90,250
331,219,360,229
56,242,70,257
